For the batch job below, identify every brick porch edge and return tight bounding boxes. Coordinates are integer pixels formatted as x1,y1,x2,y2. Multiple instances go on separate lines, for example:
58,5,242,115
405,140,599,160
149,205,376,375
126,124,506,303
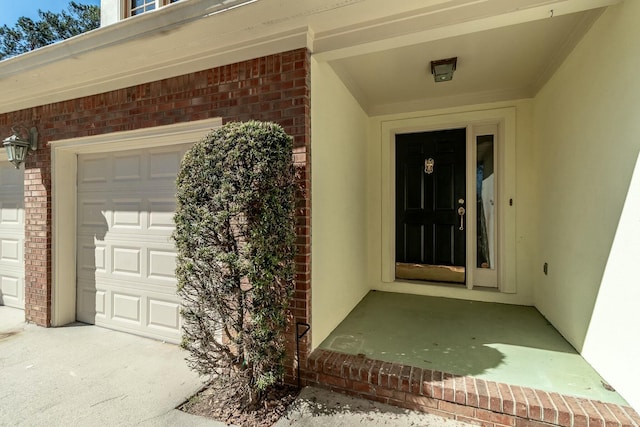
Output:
301,349,640,427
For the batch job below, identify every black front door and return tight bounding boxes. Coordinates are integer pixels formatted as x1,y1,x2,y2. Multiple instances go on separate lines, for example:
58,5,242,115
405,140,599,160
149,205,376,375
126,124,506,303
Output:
395,128,466,283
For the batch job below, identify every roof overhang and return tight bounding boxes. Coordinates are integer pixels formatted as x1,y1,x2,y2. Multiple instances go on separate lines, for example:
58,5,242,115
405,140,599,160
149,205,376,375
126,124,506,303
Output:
0,0,621,115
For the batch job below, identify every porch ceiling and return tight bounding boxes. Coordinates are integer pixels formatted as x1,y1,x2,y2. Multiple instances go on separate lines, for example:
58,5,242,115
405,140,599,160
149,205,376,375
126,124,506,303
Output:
330,9,602,115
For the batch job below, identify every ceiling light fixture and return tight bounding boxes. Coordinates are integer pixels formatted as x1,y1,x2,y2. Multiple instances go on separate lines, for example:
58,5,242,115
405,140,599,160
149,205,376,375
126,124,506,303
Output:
430,57,457,82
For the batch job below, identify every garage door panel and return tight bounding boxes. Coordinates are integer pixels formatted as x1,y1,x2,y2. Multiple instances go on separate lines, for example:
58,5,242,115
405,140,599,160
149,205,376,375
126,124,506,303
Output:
0,275,22,307
113,153,142,182
84,275,177,295
77,238,107,274
77,145,187,343
79,198,175,236
78,282,182,341
1,238,21,263
0,166,25,310
148,249,177,281
79,156,109,184
79,147,187,188
112,292,142,324
82,231,173,246
148,199,176,229
1,202,22,224
79,183,180,195
0,166,23,188
80,246,177,289
78,199,109,228
95,290,106,316
149,149,185,180
147,298,180,331
112,200,144,229
94,246,107,272
111,246,143,277
1,276,20,297
76,285,107,323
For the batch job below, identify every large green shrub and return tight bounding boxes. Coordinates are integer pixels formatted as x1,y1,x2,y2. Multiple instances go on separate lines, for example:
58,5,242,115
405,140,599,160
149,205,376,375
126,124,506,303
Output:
173,121,296,407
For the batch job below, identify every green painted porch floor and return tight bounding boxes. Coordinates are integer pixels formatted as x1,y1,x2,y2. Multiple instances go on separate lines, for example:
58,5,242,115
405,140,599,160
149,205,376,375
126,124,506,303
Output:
319,290,628,406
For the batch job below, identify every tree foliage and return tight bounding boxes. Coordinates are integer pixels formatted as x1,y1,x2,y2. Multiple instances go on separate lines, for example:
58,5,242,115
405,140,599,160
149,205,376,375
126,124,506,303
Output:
0,2,99,60
173,121,296,408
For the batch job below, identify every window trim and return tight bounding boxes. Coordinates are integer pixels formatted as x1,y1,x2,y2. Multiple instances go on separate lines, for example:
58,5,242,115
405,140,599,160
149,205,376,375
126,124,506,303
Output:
469,124,500,288
124,0,181,19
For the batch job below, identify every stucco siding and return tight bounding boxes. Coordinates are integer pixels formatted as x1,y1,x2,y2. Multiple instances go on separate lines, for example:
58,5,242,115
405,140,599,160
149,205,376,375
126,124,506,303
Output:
533,0,640,410
310,58,370,349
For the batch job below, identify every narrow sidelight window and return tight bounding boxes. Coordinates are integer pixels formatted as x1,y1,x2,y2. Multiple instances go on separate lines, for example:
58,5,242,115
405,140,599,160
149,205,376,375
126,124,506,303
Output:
476,134,495,270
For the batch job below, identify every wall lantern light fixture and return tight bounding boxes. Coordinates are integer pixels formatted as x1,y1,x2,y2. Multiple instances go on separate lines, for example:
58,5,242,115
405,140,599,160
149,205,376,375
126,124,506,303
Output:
430,57,457,82
3,126,38,169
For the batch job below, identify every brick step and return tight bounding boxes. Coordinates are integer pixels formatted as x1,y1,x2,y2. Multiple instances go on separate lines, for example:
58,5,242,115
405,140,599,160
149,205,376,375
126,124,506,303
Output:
302,349,640,427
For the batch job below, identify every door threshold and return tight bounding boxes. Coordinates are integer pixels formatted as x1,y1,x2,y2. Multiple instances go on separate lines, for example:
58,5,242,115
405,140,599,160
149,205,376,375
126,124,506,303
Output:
395,262,464,284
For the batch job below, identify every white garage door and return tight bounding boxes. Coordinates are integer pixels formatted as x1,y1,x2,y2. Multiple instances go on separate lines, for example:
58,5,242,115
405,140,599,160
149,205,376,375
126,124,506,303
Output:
76,145,189,343
0,165,25,309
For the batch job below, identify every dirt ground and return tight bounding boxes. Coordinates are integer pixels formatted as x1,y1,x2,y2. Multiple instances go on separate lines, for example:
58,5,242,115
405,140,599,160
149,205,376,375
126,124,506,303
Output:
181,383,475,427
180,382,300,427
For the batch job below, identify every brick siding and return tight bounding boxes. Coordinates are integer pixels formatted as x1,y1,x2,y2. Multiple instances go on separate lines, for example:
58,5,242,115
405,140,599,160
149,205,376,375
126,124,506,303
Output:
304,350,640,427
0,48,312,380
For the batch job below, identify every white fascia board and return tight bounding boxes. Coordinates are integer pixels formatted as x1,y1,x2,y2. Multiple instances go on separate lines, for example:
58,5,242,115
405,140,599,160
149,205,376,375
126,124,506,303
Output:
0,0,303,114
0,25,309,116
0,0,257,78
312,0,621,61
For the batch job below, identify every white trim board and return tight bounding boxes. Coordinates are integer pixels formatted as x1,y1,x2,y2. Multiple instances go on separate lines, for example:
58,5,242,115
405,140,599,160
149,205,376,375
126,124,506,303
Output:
380,107,516,294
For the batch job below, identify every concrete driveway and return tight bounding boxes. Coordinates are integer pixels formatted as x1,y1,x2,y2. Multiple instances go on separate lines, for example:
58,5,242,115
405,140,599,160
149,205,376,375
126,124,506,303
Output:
1,307,470,427
0,306,220,426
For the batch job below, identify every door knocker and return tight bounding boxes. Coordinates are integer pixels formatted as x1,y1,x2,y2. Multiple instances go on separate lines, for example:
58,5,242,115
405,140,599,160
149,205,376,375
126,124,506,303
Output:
424,158,435,174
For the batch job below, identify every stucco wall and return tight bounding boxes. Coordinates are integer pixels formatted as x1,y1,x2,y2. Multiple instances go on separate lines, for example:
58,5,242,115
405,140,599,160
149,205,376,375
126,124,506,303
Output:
366,101,536,306
533,0,640,410
310,58,370,349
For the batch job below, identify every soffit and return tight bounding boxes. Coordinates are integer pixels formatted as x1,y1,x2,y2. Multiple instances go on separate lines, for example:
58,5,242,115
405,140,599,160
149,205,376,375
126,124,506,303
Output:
331,9,601,115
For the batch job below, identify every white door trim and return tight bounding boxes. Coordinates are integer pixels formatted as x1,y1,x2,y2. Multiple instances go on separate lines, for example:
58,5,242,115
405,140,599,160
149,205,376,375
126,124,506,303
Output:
50,118,222,326
380,107,516,293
